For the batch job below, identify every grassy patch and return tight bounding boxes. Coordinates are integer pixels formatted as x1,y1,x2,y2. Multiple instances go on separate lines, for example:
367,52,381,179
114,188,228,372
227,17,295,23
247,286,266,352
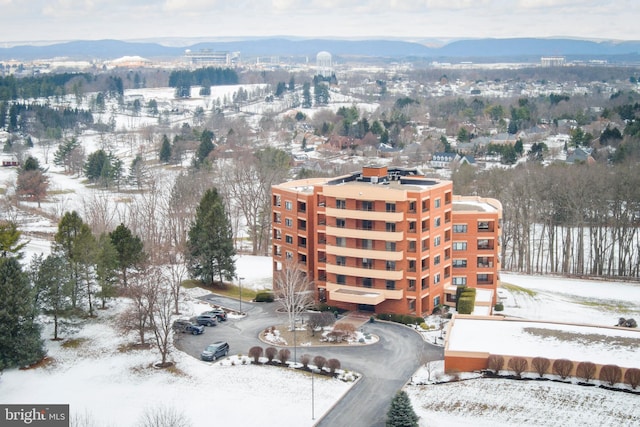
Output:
523,327,639,349
62,338,88,349
165,364,189,378
500,282,537,297
184,280,259,300
575,299,637,314
48,189,76,195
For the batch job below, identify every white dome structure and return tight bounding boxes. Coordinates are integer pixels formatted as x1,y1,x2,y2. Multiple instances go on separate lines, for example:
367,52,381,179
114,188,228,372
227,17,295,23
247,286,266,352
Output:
316,51,332,77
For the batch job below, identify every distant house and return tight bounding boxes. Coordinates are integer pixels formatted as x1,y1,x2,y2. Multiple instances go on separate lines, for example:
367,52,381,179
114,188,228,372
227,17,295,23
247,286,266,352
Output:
431,152,458,168
566,147,595,164
490,133,518,145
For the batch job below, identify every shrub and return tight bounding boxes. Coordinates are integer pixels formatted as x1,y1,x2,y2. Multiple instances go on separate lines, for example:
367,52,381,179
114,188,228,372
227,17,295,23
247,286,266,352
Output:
494,302,504,312
487,354,504,374
313,355,327,371
376,313,423,325
419,322,429,330
624,367,640,389
265,347,277,363
278,348,291,365
327,358,341,374
248,346,263,364
330,323,356,342
599,364,622,386
300,354,311,369
531,357,550,377
552,359,573,380
576,361,596,383
508,357,528,377
254,292,274,302
307,312,335,336
457,297,475,315
386,390,419,427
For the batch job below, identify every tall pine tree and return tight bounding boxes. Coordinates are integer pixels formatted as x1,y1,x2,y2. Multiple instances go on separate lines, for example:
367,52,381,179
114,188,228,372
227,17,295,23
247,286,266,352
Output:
0,256,45,370
109,223,145,289
187,188,236,285
386,390,419,427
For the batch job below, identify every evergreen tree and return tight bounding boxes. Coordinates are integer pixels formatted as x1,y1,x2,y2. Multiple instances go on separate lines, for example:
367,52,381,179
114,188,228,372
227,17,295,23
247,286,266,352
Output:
187,188,236,285
53,211,91,310
386,390,419,427
159,134,172,163
196,129,215,165
0,221,27,258
95,233,119,309
302,82,312,108
0,256,45,370
34,254,70,340
22,156,41,171
109,223,145,288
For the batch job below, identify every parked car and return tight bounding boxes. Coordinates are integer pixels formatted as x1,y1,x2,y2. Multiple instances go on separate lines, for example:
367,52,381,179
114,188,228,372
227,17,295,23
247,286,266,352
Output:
201,341,230,361
202,308,227,321
172,319,205,335
196,314,218,327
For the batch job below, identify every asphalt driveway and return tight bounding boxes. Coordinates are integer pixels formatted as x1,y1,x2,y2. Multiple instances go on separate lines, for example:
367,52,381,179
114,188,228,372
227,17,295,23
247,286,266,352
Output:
174,295,443,427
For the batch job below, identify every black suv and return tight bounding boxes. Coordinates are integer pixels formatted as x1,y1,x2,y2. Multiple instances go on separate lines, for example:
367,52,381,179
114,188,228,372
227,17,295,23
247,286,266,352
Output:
201,341,230,361
172,319,205,335
202,308,227,321
196,314,218,326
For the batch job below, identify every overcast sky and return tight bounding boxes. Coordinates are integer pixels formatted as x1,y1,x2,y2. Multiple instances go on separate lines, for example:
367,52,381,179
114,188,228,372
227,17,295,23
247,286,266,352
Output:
2,1,639,45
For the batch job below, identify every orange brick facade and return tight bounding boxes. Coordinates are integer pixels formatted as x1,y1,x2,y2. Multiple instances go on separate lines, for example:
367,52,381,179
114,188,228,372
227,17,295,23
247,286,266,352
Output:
271,166,502,316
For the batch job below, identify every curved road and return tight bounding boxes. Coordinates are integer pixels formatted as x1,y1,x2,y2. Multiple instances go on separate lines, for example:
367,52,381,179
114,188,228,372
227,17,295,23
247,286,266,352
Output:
174,295,443,427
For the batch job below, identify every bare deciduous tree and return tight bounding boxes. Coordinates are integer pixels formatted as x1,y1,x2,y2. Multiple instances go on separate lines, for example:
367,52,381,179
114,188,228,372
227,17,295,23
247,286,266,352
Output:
313,355,327,371
300,354,311,369
148,270,174,367
624,367,640,389
278,348,291,365
248,346,263,364
531,357,550,377
599,364,622,386
118,266,157,345
508,357,529,377
487,354,505,374
137,406,192,427
275,259,314,331
576,361,596,383
307,312,335,336
265,347,278,363
327,358,341,374
552,359,574,380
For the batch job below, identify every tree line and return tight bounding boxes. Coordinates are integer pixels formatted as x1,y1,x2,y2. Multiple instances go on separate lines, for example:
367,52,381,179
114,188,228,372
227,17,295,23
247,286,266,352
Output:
454,161,640,278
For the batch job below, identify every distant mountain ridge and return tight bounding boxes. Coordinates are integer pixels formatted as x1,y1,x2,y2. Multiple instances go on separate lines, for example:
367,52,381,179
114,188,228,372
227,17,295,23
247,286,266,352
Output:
2,37,640,62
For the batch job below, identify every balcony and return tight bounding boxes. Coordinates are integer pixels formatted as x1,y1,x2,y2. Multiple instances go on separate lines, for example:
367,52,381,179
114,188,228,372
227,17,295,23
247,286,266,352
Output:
326,245,404,261
325,207,404,222
326,226,404,242
326,264,403,281
326,282,403,305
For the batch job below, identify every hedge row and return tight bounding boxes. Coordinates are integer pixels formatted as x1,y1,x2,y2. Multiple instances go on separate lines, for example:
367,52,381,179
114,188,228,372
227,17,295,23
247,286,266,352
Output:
376,313,423,325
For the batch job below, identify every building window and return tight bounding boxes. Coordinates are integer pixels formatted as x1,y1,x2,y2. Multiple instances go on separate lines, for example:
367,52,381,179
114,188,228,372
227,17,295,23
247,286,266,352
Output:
336,199,346,209
361,220,373,230
336,274,346,285
285,201,293,210
386,202,396,212
434,273,441,285
386,222,396,232
421,220,429,232
421,277,428,290
478,274,490,284
336,256,346,266
478,221,490,231
453,259,467,268
362,258,373,269
422,238,429,251
408,279,416,290
435,198,441,208
273,195,281,207
336,218,346,228
363,277,373,288
285,218,293,227
361,201,374,211
434,255,441,266
285,251,293,259
478,239,491,250
421,258,429,271
285,235,293,244
453,242,467,251
434,296,440,307
386,260,396,271
422,199,429,212
434,236,441,247
386,280,395,290
434,217,441,227
453,224,467,233
408,299,416,312
336,237,346,247
453,277,467,286
361,239,373,249
386,241,396,251
408,240,416,252
409,201,416,213
408,260,416,272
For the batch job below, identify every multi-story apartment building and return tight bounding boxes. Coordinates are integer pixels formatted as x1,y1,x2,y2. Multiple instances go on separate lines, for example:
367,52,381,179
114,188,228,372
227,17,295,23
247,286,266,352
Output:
271,166,502,316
